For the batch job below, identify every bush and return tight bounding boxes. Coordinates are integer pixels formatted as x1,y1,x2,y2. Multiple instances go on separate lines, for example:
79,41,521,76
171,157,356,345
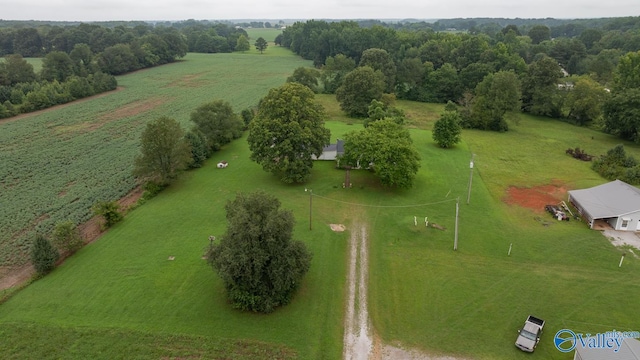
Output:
142,181,167,200
92,201,123,228
52,221,83,254
30,235,59,275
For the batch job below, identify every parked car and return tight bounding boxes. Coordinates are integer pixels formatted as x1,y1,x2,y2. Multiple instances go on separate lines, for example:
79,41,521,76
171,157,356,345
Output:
545,204,569,221
515,315,545,352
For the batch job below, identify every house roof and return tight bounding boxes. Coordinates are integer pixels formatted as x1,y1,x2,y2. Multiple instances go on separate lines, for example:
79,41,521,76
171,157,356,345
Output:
322,139,344,154
568,180,640,219
574,336,640,360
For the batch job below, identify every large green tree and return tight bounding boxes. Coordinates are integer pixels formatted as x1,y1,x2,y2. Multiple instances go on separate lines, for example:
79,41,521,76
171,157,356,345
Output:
603,51,640,142
603,89,640,142
342,119,421,189
0,54,36,86
468,70,521,131
235,34,250,52
133,116,192,185
190,100,243,152
521,55,564,117
286,67,320,92
208,191,312,313
336,66,385,117
320,54,356,93
41,51,76,82
565,76,609,126
359,48,397,93
248,83,330,183
255,37,268,54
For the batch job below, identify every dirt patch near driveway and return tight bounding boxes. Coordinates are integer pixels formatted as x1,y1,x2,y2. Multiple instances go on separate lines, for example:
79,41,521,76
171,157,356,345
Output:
503,183,568,213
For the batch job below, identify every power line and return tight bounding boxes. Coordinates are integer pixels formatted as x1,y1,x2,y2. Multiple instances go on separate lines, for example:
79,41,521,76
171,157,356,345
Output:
310,193,458,208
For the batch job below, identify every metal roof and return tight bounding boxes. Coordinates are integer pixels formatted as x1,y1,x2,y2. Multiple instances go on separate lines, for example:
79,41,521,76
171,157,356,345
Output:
574,336,640,360
568,180,640,219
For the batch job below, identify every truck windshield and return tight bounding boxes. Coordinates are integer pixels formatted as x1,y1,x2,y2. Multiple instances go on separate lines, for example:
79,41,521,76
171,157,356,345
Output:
520,329,537,341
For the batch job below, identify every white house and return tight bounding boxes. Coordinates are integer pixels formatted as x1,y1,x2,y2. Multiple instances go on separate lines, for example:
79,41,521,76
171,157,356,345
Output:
568,180,640,231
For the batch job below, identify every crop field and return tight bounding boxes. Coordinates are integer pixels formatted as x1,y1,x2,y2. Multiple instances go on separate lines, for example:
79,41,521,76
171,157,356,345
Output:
0,51,312,269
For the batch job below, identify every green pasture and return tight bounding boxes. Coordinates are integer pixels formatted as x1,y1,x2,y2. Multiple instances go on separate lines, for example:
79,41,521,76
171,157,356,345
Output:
23,57,42,72
245,28,283,43
364,110,640,359
0,51,311,267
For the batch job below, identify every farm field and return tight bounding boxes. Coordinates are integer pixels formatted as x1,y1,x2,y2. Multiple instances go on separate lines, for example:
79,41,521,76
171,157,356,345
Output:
0,51,312,270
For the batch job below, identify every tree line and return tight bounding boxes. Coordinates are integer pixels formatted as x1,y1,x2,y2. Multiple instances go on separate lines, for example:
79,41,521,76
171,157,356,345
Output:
278,18,640,140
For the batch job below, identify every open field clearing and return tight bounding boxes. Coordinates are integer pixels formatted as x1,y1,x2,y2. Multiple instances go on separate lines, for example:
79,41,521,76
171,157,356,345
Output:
2,51,640,359
0,52,311,269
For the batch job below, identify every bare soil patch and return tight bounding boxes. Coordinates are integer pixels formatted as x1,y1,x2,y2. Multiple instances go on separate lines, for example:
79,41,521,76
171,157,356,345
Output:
98,97,170,124
330,224,346,232
163,72,209,88
503,182,568,213
0,186,145,292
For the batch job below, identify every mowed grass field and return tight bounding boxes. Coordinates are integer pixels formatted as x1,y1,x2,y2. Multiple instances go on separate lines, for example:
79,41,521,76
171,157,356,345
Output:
0,51,311,268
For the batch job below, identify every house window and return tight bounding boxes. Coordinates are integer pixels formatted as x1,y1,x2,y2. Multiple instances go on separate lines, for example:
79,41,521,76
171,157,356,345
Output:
622,218,630,228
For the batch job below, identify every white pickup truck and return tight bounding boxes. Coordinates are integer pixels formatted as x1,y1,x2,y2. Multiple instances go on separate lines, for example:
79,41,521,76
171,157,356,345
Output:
515,315,545,352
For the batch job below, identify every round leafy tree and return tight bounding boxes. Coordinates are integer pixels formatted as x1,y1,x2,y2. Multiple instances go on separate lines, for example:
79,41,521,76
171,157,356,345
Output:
248,82,330,183
342,119,421,189
433,110,462,148
208,191,312,313
336,66,385,117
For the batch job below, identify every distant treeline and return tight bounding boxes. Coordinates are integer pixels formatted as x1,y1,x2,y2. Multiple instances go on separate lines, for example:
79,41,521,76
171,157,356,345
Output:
278,17,640,140
0,21,253,118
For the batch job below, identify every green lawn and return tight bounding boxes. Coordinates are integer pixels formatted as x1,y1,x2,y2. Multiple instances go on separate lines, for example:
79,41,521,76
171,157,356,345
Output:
363,108,640,359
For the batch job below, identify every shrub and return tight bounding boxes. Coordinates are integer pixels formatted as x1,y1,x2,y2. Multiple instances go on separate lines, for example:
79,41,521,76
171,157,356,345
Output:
92,201,123,228
52,221,83,254
31,235,59,275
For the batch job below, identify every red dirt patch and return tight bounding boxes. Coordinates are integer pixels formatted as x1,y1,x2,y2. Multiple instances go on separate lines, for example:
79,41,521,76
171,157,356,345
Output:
504,183,568,213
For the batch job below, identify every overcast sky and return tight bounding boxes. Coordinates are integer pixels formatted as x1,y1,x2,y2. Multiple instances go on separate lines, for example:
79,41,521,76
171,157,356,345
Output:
2,0,639,22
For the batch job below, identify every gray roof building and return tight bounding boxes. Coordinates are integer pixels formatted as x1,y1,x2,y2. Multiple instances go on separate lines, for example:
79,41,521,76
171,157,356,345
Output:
568,180,640,231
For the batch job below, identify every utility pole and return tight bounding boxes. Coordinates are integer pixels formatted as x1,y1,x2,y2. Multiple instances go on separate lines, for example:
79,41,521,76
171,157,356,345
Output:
307,189,313,230
454,197,459,251
467,153,475,205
